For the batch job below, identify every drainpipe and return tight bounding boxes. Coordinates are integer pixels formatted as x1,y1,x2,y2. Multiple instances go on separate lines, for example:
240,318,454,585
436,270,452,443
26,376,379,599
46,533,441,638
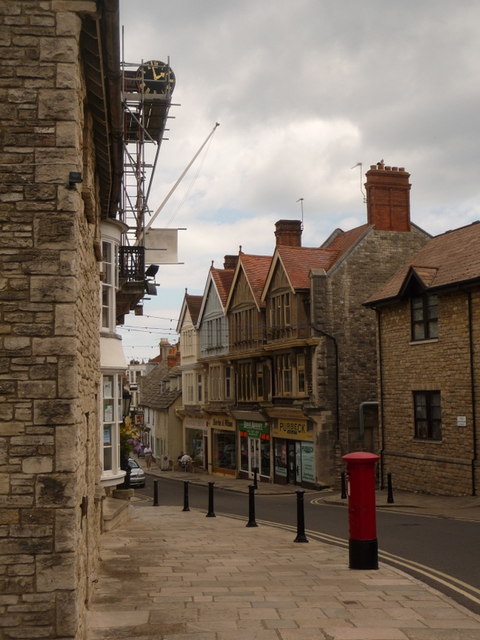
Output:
467,291,477,496
376,310,386,488
310,321,340,442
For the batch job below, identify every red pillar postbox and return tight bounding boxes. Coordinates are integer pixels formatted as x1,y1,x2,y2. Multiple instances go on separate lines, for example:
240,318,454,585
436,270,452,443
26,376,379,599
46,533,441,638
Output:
342,451,379,570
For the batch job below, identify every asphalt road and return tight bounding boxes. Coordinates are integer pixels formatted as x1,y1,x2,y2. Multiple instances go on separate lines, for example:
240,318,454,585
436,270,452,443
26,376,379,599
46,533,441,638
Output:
137,475,480,615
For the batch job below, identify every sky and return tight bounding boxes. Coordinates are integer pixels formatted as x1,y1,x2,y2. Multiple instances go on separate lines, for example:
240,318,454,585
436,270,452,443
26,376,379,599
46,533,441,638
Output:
117,0,480,361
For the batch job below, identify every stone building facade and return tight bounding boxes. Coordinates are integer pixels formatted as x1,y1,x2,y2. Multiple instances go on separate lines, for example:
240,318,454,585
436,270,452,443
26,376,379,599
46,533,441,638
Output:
366,222,480,496
0,2,123,638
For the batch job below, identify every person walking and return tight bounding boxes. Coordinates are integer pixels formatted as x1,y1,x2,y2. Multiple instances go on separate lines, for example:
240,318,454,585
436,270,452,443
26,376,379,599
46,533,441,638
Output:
144,445,153,468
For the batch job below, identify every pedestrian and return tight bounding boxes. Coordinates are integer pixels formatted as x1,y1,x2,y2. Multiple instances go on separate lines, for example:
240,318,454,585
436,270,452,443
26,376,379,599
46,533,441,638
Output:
144,445,153,468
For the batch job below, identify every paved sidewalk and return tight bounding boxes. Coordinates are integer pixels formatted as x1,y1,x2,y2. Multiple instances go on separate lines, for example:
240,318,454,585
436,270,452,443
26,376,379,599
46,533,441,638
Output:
87,505,480,640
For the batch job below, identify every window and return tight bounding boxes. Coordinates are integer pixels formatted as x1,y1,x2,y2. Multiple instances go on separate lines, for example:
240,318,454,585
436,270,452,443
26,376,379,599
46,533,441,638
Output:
238,362,254,401
269,293,292,338
225,366,232,399
414,391,442,440
256,363,264,400
102,374,121,473
296,352,306,394
274,353,292,396
197,373,203,403
101,241,117,331
411,294,438,340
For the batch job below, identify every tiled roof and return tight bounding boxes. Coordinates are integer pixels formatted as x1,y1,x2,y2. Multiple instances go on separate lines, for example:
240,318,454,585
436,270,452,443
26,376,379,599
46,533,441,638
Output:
185,294,203,324
366,221,480,305
322,224,370,266
273,224,370,290
211,266,235,307
276,246,338,289
239,253,272,306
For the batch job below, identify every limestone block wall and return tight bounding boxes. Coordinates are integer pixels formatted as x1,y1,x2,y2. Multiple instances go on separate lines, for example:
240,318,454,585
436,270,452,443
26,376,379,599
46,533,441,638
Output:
379,289,480,496
310,226,429,476
0,2,104,638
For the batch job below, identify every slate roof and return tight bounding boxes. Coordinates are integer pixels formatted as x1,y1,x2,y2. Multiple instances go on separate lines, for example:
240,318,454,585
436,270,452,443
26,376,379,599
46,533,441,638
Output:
139,362,182,410
366,221,480,306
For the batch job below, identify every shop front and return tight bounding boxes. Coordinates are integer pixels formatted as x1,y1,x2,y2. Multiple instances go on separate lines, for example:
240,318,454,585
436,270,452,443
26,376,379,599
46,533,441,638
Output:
272,418,315,487
238,420,270,482
210,415,236,475
183,417,208,470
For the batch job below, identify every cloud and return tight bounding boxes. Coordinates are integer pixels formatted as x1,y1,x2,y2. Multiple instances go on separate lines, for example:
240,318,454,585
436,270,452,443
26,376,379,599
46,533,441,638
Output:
118,0,480,359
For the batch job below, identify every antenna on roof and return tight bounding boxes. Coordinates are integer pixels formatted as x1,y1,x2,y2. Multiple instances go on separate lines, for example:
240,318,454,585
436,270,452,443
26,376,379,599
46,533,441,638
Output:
351,162,366,204
296,198,304,228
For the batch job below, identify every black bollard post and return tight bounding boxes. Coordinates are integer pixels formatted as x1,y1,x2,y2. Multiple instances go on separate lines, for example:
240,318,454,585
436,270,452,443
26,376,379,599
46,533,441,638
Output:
206,481,216,517
294,490,308,543
153,479,159,506
183,480,190,512
341,472,347,499
246,484,258,527
387,472,394,504
253,466,259,490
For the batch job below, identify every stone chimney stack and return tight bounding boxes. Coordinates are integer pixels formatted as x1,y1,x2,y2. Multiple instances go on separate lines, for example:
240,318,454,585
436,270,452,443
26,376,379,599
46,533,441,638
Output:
223,255,238,269
159,338,170,362
275,220,303,247
365,161,411,232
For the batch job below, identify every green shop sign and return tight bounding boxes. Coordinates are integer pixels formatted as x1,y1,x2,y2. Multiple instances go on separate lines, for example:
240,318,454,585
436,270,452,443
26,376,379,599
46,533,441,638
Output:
239,420,268,438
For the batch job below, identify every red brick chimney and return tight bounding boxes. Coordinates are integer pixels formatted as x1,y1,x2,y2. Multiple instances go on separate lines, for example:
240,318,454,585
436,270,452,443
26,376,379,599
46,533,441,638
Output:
275,220,302,247
365,161,411,231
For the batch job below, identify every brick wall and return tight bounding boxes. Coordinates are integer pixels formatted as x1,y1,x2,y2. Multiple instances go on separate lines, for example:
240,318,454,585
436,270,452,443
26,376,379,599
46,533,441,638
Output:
0,2,103,638
379,289,480,495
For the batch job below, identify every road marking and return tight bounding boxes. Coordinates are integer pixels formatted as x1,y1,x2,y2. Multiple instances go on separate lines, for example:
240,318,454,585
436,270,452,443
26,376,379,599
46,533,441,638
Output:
220,511,480,610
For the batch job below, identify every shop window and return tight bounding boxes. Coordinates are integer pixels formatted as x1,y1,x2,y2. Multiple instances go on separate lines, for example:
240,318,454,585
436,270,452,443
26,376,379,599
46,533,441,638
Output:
213,431,236,469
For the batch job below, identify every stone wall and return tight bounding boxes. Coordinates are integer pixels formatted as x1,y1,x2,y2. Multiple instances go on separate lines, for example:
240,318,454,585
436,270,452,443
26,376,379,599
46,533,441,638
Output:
0,2,104,638
379,289,480,496
310,226,429,484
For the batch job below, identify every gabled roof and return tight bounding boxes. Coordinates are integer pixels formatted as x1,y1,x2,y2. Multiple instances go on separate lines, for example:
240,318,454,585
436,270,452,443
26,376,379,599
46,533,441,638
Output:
265,246,338,294
197,263,236,326
211,267,235,306
139,362,181,409
176,292,203,333
226,253,272,311
262,224,372,297
366,221,480,306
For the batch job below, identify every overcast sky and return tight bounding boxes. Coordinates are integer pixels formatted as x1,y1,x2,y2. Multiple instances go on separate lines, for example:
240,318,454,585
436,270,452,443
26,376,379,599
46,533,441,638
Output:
117,0,480,360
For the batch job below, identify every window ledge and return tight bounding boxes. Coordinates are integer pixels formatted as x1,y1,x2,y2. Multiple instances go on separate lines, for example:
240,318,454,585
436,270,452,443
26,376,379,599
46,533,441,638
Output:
413,438,443,444
409,338,439,346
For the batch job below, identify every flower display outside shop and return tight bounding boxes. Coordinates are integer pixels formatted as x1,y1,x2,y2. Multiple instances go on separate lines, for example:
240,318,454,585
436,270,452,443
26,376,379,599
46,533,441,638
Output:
120,418,143,459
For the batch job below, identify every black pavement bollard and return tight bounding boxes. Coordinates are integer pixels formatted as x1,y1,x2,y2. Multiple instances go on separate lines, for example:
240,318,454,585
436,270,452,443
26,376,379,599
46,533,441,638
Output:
341,472,347,499
206,481,216,517
246,484,258,527
183,480,190,512
294,490,308,543
387,472,394,504
253,466,259,490
153,479,159,506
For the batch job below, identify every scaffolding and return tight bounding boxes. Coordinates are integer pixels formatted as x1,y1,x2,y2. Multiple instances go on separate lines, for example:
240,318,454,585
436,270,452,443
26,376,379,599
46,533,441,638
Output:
120,58,176,248
116,57,176,320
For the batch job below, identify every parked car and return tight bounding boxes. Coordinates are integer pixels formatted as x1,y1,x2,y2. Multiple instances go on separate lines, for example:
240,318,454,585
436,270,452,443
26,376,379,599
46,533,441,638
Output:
127,458,145,488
